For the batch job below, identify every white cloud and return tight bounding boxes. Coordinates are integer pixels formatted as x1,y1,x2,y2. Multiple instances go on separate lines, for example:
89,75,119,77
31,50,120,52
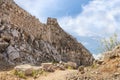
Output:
59,0,120,37
14,0,120,37
93,53,102,60
14,0,120,54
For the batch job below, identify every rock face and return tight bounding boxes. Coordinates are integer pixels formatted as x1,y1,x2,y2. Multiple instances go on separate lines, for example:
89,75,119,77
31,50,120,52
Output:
0,0,94,67
103,45,120,60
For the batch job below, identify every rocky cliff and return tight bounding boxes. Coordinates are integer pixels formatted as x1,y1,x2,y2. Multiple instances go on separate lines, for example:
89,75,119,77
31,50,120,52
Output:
0,0,94,67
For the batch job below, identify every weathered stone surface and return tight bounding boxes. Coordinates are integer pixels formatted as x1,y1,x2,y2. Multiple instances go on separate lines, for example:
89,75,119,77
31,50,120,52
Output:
93,60,104,65
14,64,42,76
45,18,94,66
7,45,20,60
0,0,94,68
11,29,19,37
64,62,77,69
41,63,55,72
103,45,120,60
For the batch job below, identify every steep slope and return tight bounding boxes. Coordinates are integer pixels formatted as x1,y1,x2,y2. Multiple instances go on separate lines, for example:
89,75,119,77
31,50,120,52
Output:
46,18,94,65
0,0,94,67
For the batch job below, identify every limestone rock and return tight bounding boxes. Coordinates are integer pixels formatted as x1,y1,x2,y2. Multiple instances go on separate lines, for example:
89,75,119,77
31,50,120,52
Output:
11,29,19,37
64,62,77,69
45,17,94,66
7,45,20,60
103,45,120,60
0,0,94,67
54,63,65,70
41,63,55,72
14,64,42,76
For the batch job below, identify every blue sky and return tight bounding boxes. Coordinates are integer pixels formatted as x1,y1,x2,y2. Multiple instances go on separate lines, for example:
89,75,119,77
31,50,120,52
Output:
14,0,91,21
14,0,120,59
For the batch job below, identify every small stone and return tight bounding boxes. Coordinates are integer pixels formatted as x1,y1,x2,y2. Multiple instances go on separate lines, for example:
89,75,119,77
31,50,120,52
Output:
47,65,55,72
113,72,120,78
1,33,12,42
11,29,19,37
0,25,5,31
41,63,55,72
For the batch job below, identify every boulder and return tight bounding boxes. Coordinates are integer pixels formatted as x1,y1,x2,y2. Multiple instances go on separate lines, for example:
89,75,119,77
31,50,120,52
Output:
14,64,42,76
15,64,33,76
54,63,65,70
103,45,120,60
7,45,20,60
64,62,77,69
41,63,55,72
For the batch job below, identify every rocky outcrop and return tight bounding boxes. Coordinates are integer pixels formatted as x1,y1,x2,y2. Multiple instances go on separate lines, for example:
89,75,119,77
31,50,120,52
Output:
45,18,94,65
103,45,120,60
0,19,62,66
0,0,94,67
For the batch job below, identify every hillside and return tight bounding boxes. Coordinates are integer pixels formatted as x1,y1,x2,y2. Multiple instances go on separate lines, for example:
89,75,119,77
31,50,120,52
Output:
0,45,120,80
1,0,120,80
0,0,94,69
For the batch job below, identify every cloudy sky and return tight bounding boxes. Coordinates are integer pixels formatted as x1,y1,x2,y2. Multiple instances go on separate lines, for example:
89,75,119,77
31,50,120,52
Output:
14,0,120,58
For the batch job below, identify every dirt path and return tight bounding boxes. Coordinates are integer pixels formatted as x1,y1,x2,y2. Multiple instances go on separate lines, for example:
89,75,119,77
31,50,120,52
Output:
37,70,77,80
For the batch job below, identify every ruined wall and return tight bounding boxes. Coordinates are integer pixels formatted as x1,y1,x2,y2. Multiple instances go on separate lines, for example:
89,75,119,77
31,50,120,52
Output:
45,18,94,65
0,0,94,66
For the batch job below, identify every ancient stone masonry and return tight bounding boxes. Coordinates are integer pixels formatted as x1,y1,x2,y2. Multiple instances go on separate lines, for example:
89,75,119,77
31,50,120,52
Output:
0,0,94,67
45,18,94,65
0,20,61,66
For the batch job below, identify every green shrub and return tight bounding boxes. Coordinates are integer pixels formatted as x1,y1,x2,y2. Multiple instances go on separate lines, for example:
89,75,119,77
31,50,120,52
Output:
99,33,120,52
32,70,39,78
14,70,26,79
